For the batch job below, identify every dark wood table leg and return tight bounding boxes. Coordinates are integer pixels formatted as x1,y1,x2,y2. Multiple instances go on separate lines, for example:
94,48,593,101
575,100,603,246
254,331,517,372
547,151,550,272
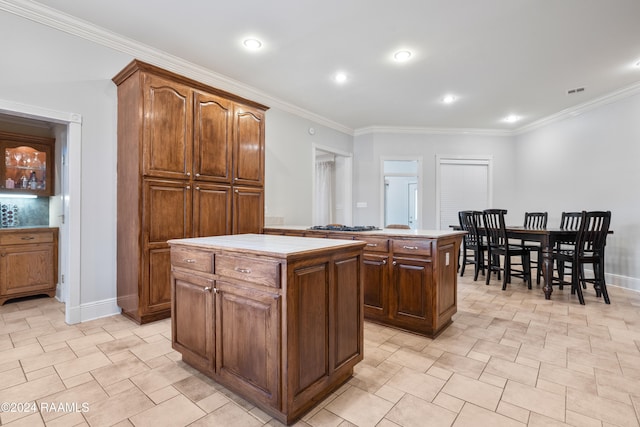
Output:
541,235,553,299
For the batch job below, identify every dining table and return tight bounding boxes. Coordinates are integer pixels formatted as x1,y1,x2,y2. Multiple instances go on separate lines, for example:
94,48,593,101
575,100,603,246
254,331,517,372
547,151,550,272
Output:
504,226,577,300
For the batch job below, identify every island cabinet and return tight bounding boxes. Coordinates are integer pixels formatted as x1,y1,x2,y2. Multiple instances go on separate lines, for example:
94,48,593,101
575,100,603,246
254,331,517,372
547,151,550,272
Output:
264,227,464,337
169,234,366,425
113,60,268,324
0,227,58,305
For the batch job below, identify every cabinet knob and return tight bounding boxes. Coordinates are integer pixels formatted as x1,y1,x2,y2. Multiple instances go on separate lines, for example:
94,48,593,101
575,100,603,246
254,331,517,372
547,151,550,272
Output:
235,189,239,193
382,259,387,265
392,261,397,266
186,186,191,190
203,286,212,292
186,172,191,176
195,173,200,177
196,187,200,191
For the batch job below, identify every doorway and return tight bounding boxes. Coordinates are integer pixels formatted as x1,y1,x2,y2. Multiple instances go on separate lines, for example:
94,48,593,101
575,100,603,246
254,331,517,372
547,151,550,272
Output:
436,155,493,230
312,144,352,226
0,98,81,324
381,158,422,229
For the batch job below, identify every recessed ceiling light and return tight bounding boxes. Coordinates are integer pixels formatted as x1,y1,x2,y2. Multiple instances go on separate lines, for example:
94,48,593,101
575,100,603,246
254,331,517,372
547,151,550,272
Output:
334,72,347,83
442,94,457,104
503,114,521,123
393,50,412,62
243,38,262,50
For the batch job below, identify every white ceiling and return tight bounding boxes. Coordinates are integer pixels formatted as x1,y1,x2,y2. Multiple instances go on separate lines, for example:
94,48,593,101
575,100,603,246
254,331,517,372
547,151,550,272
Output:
21,0,640,132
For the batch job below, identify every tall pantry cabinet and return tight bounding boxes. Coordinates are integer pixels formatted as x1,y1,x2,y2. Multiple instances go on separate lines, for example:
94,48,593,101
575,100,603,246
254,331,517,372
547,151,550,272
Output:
113,60,268,324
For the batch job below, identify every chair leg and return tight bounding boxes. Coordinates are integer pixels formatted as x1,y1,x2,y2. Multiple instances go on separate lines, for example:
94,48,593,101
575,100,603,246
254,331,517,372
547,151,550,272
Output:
460,248,467,277
557,260,564,290
595,260,610,304
524,252,532,290
572,264,585,305
485,250,492,285
473,250,480,281
502,257,508,290
536,250,542,285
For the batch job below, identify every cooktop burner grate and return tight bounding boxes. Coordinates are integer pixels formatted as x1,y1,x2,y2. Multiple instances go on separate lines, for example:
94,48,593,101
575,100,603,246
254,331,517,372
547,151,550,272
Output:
308,225,380,232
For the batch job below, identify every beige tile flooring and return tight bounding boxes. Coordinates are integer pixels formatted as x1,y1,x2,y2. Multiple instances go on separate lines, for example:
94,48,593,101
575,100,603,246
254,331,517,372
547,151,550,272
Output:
2,274,640,427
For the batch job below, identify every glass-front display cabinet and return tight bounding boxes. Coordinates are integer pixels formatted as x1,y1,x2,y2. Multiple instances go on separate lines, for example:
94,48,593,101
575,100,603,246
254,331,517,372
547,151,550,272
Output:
0,131,54,197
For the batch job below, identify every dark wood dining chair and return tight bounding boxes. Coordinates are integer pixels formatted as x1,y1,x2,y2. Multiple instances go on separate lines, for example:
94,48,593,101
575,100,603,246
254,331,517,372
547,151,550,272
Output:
555,211,582,288
522,212,548,284
458,211,486,281
552,211,611,304
482,209,532,290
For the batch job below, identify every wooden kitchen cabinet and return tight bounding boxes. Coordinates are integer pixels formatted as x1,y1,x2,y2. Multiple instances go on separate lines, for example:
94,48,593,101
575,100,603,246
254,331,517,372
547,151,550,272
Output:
113,60,268,323
0,131,54,197
0,228,58,305
264,227,463,337
169,234,365,424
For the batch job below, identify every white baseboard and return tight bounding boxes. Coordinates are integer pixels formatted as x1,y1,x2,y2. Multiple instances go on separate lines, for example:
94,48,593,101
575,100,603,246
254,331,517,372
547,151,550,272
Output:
606,272,640,293
65,298,121,324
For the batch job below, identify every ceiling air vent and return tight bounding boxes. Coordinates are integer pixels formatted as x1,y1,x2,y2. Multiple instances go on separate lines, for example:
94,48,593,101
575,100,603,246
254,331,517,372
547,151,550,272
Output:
567,87,585,95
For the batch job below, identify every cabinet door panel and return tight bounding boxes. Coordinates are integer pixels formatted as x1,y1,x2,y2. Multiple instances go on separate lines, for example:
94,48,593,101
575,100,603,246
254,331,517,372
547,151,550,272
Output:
172,271,214,372
233,187,264,234
392,257,432,322
216,281,279,407
146,248,172,311
143,75,192,178
233,106,264,186
363,254,388,317
194,92,233,182
0,244,54,295
144,179,192,245
193,184,231,237
289,263,329,394
332,255,362,368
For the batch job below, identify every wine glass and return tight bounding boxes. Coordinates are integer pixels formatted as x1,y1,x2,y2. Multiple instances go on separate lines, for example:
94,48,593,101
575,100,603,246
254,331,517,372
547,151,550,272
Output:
12,151,22,167
32,152,42,169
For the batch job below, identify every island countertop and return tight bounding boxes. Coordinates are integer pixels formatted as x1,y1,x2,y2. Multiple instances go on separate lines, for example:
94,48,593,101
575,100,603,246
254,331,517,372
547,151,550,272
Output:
263,225,466,239
168,233,366,258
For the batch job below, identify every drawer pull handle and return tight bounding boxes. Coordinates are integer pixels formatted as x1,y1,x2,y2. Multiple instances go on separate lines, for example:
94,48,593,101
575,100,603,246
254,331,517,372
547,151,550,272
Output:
366,243,378,247
203,286,212,292
21,236,36,240
402,245,419,250
184,259,196,263
234,267,251,274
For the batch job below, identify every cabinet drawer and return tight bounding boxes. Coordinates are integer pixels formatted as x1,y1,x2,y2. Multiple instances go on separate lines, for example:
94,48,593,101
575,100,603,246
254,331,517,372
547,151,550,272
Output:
360,237,389,253
392,239,431,256
0,231,54,245
171,248,214,273
216,254,281,288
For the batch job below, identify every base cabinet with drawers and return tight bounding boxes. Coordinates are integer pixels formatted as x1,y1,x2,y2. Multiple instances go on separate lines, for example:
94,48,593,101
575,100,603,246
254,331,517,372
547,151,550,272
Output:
264,227,464,337
0,228,58,305
169,234,365,425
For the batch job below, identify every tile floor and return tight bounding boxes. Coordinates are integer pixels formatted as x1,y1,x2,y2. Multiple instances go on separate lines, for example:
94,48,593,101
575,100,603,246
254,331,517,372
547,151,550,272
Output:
1,274,640,427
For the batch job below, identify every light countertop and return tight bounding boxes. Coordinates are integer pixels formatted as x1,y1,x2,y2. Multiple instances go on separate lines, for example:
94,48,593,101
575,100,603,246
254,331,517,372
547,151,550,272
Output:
168,233,366,258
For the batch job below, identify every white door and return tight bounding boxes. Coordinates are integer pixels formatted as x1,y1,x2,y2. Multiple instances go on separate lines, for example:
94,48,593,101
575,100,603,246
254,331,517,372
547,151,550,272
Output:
437,156,492,230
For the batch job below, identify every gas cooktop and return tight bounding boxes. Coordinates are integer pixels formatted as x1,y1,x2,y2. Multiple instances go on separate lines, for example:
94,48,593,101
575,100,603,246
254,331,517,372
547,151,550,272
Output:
308,225,380,232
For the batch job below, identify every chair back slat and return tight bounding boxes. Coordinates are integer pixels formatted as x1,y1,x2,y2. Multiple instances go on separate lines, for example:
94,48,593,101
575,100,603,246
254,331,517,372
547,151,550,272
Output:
524,212,547,229
576,211,611,255
560,212,582,230
459,211,483,246
482,209,508,247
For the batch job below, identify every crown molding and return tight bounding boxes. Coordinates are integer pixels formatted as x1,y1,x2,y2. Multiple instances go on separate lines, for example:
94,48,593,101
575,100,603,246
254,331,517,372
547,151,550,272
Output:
513,81,640,135
353,126,513,137
0,0,354,136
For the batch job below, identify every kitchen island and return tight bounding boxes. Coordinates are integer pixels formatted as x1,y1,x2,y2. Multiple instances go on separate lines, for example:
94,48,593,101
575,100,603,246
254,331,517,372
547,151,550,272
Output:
264,226,465,337
168,233,365,425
